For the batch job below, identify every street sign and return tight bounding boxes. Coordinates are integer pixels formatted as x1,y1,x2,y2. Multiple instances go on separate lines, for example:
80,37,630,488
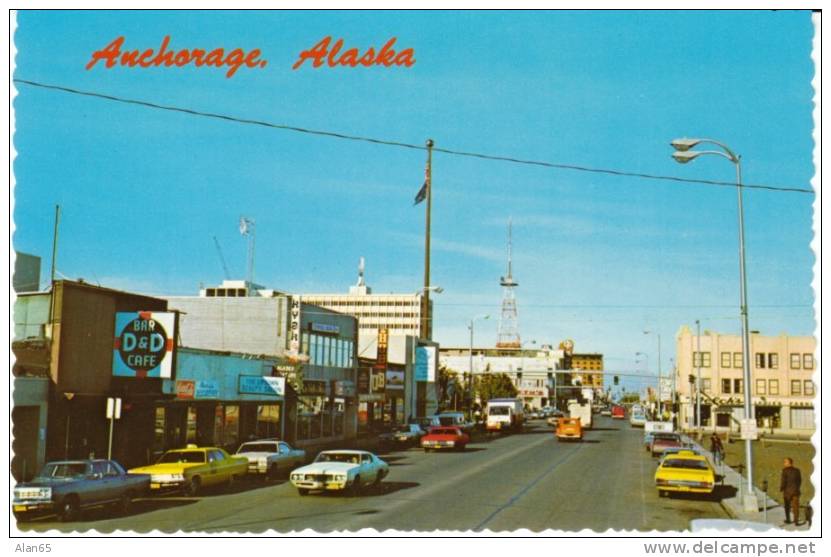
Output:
740,418,758,440
106,397,122,419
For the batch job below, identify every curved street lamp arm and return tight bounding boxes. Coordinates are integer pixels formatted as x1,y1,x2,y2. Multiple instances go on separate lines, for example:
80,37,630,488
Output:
695,139,740,163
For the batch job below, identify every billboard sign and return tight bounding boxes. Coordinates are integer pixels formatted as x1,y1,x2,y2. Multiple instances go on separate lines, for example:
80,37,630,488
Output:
415,346,436,382
113,311,175,378
238,375,285,396
176,379,220,399
385,370,405,391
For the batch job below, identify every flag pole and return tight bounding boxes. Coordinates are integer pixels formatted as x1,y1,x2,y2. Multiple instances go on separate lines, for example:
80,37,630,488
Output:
422,138,434,340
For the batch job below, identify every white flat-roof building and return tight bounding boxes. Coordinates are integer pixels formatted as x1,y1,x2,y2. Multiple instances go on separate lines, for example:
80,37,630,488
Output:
439,346,564,410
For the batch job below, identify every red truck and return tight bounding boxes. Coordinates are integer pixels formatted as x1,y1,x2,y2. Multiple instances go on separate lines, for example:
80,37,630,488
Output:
611,405,626,419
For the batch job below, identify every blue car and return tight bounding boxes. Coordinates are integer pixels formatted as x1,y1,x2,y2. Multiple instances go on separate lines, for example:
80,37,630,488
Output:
13,459,150,522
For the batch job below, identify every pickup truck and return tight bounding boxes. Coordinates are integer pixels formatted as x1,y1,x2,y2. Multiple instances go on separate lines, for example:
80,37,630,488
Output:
436,412,476,433
13,459,150,522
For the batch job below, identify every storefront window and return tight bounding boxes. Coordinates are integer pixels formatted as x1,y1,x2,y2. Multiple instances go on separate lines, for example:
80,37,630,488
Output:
256,404,281,438
154,407,165,453
213,405,242,450
334,402,345,435
186,406,198,443
297,398,322,441
322,402,333,437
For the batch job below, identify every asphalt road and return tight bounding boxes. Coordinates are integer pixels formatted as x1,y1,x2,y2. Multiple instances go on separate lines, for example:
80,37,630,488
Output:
17,416,729,533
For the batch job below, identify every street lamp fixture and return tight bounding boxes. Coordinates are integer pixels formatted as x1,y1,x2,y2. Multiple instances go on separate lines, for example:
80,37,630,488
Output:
670,136,756,513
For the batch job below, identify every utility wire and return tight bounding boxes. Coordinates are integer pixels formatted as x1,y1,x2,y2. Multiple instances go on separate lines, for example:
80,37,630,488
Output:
14,78,814,195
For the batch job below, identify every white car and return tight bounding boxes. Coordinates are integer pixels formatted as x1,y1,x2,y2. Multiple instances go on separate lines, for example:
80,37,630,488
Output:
290,450,389,496
235,440,306,479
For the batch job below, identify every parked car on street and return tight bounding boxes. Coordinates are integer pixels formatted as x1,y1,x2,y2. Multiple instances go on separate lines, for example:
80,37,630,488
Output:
650,432,686,457
600,407,612,417
13,459,150,522
654,450,715,497
555,417,583,441
379,424,426,448
421,426,470,451
289,450,388,496
235,439,306,479
611,405,626,419
128,444,248,496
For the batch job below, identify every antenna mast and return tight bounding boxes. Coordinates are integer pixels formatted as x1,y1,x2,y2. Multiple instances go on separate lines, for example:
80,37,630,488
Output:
496,218,521,348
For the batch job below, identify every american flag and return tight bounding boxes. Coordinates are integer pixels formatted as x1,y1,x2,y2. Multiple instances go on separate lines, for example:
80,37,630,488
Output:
413,160,430,205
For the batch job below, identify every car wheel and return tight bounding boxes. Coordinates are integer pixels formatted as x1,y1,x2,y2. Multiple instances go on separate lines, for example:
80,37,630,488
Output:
13,511,28,522
348,476,362,497
297,488,309,496
423,448,431,453
185,476,202,497
59,496,80,522
117,491,133,516
458,444,466,452
658,490,668,498
268,464,279,480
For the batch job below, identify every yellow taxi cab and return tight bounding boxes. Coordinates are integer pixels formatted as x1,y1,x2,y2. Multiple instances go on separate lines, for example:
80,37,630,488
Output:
654,450,716,497
128,444,247,496
555,417,583,441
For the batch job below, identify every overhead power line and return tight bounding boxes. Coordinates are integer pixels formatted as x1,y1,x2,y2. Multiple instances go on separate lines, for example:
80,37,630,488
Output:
14,78,814,195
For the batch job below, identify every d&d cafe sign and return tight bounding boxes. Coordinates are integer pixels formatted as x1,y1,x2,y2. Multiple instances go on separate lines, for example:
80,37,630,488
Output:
113,311,176,378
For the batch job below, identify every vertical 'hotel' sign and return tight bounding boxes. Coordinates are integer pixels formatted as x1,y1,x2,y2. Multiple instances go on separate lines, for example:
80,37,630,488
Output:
289,296,302,354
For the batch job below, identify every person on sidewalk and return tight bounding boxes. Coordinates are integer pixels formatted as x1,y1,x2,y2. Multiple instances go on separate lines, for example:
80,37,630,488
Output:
709,432,724,467
780,457,802,525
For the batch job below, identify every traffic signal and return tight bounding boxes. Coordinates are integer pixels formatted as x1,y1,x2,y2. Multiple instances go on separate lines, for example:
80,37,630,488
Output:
688,374,696,384
613,376,619,385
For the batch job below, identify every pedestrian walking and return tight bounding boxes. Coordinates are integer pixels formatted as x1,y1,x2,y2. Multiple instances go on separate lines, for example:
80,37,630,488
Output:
780,457,802,525
709,432,724,467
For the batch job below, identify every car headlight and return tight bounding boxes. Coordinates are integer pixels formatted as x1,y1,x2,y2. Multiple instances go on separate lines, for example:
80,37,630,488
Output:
335,474,347,481
258,457,268,466
291,473,300,480
15,487,52,500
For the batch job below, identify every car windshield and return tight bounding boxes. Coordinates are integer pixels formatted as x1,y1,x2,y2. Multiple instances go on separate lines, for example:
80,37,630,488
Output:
654,433,680,441
438,417,457,425
238,443,278,453
316,453,362,464
430,428,459,436
489,407,510,415
662,459,710,470
39,463,87,479
157,451,205,464
392,426,411,433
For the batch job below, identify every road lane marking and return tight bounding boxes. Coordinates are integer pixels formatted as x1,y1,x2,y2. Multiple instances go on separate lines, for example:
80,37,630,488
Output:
472,438,584,531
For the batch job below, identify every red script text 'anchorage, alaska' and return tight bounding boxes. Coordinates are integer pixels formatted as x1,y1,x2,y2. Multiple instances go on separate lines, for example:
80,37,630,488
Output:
85,36,415,77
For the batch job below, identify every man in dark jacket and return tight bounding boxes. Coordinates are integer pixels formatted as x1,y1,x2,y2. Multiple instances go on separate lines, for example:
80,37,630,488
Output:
780,457,802,525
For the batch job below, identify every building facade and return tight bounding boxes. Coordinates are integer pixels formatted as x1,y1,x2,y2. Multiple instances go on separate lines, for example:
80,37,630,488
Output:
675,326,816,436
165,281,360,446
569,353,605,388
439,346,563,410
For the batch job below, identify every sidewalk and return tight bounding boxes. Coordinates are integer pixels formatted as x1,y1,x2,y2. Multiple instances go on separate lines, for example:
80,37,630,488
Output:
688,439,811,532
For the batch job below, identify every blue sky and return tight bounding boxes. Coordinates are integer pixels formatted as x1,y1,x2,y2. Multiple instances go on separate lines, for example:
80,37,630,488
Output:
12,11,816,394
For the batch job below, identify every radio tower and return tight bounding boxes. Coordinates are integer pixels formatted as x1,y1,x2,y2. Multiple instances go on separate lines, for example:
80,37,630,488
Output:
496,218,521,349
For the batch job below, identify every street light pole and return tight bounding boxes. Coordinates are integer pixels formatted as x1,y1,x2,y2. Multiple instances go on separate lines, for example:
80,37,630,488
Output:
671,137,757,512
644,330,662,416
634,352,650,411
695,319,702,435
468,314,489,418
